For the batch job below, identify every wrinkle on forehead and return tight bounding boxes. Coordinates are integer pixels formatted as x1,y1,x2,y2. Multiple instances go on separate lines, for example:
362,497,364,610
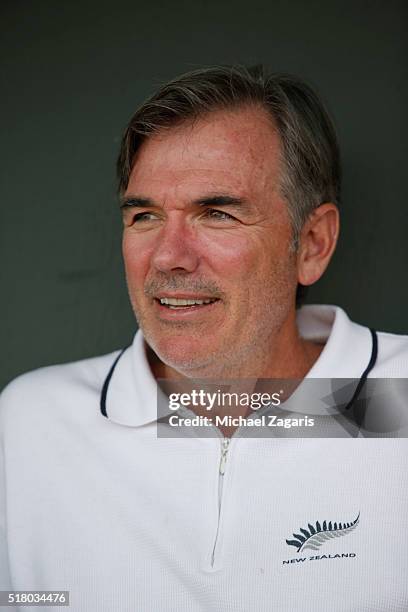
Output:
126,106,283,206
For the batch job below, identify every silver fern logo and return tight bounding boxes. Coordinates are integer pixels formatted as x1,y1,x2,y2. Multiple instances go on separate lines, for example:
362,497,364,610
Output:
286,512,360,553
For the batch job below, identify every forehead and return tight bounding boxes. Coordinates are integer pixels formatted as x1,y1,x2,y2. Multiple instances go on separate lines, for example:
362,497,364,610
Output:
125,106,282,200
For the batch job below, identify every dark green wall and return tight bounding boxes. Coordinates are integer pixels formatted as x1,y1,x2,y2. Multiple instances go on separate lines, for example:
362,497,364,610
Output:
1,0,407,388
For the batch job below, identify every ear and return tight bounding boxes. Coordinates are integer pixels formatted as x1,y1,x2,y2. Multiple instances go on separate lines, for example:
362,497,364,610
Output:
297,203,339,286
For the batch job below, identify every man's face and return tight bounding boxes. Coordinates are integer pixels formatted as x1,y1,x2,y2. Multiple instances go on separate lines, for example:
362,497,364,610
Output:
122,106,298,377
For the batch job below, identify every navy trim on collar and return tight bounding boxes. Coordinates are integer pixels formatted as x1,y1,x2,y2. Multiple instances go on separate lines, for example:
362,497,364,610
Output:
100,346,129,418
344,328,378,411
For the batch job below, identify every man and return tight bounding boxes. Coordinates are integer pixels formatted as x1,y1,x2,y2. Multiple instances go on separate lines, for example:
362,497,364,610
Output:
1,66,407,611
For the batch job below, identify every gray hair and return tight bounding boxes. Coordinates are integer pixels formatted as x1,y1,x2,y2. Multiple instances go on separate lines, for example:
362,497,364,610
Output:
117,64,341,248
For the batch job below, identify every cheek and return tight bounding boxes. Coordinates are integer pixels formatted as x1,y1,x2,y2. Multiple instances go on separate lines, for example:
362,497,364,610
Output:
122,232,153,282
201,227,297,302
198,230,260,275
198,228,292,291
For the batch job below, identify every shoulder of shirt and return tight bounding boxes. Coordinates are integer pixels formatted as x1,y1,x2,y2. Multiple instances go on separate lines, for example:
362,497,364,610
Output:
0,349,123,427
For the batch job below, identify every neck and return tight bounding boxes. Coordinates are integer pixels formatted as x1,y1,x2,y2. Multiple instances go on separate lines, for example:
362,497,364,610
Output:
146,312,324,381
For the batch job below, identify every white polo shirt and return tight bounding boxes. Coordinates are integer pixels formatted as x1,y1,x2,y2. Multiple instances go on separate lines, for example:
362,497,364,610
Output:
1,305,408,611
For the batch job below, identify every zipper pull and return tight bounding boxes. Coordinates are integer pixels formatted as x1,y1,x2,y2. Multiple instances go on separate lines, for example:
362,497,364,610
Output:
219,438,230,475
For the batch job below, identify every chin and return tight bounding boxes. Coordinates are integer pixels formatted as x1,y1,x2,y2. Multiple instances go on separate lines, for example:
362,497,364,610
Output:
152,335,219,377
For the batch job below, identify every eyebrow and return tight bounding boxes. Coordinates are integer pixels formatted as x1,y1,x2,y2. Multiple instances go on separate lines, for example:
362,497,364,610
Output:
194,194,249,209
120,196,153,210
120,194,249,210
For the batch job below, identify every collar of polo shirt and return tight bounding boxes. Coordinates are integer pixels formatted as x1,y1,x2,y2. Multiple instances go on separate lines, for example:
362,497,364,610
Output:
101,305,375,426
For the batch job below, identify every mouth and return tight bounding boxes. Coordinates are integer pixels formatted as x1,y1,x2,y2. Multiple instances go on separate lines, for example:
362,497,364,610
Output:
155,296,219,310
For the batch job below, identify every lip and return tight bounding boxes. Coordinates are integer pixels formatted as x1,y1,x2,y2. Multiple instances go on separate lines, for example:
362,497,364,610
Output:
154,293,218,300
153,296,221,320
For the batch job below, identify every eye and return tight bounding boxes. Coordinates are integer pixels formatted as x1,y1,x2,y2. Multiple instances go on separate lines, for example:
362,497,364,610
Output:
204,208,236,221
132,212,159,223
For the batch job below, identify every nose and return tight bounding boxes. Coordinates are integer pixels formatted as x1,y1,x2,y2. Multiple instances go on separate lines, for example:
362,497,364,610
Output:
151,214,199,274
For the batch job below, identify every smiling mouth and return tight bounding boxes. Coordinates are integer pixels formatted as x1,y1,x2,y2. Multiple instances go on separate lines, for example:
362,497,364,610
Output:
156,297,219,309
